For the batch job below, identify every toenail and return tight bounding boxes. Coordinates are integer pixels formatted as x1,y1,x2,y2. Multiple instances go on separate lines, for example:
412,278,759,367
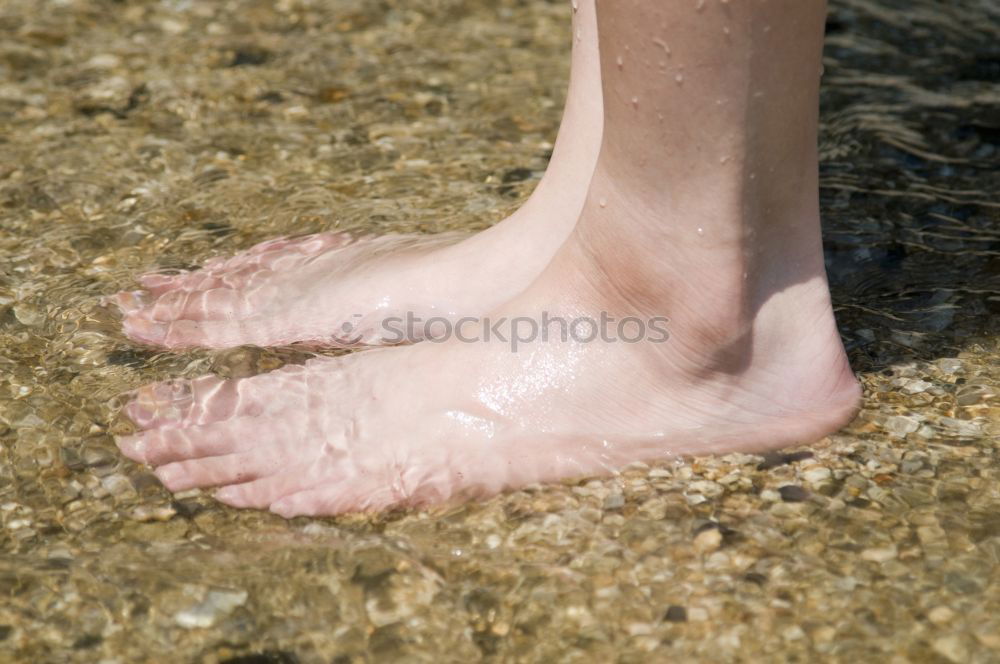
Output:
154,465,181,487
116,434,147,462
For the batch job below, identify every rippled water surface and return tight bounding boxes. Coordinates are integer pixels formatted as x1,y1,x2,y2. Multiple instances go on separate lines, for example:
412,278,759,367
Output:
1,0,998,661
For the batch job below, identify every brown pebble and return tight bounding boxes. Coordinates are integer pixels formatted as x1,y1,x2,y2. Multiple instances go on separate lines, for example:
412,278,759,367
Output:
664,606,687,622
778,485,810,502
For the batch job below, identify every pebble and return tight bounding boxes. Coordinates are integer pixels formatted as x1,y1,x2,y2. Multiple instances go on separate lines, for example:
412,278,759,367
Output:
927,606,955,626
602,493,625,510
778,485,810,502
687,607,708,622
174,589,248,629
900,379,932,394
13,303,43,327
130,505,177,522
693,528,722,554
663,605,687,622
884,415,920,437
760,489,780,502
860,545,897,562
85,53,122,69
802,467,832,484
782,625,806,641
932,635,968,663
101,474,135,497
687,480,724,498
936,358,963,373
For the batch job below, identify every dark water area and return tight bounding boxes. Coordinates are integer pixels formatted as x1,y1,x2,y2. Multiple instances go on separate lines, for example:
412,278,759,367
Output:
0,0,998,661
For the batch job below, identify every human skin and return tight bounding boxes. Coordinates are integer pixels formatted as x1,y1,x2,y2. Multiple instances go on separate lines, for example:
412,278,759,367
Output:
112,1,603,348
115,0,861,517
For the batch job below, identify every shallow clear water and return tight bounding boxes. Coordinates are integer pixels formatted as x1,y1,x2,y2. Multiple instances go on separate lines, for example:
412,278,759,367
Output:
0,0,998,661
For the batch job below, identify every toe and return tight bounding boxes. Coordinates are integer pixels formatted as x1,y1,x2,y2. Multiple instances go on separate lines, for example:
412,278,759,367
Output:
155,452,268,491
125,363,313,432
138,272,187,295
111,290,150,316
135,426,234,466
123,317,251,349
121,315,169,345
137,413,292,465
214,468,326,509
125,376,211,429
146,287,249,322
115,434,148,464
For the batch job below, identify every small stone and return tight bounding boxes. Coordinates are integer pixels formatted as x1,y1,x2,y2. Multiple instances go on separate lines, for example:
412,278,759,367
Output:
693,528,722,554
901,379,932,394
938,417,982,438
101,474,136,497
81,445,115,467
928,606,955,626
974,629,1000,649
936,358,963,374
174,589,248,629
778,485,809,502
130,505,177,522
917,524,946,545
688,480,724,497
86,54,122,69
885,415,919,437
760,489,780,502
811,626,836,643
802,467,832,484
932,635,967,663
626,622,654,636
860,545,897,562
602,493,625,510
687,607,708,621
13,303,43,327
663,605,687,622
782,625,806,641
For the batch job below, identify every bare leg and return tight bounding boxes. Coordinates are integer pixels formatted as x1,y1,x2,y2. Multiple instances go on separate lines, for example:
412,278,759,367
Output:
113,1,602,349
116,0,861,517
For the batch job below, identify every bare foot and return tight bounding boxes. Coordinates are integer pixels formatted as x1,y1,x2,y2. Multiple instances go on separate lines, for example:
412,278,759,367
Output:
112,1,603,349
115,191,861,517
114,0,862,516
113,228,549,348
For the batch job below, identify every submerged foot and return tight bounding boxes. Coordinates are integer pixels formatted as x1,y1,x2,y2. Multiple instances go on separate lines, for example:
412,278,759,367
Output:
116,188,861,517
112,0,604,350
113,229,523,348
